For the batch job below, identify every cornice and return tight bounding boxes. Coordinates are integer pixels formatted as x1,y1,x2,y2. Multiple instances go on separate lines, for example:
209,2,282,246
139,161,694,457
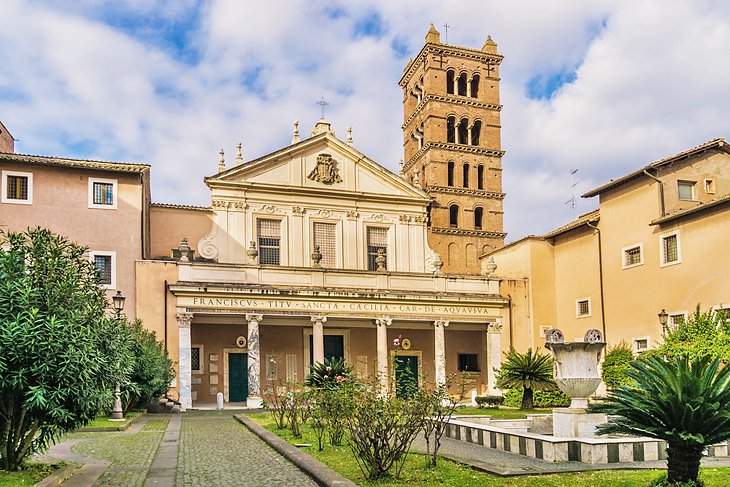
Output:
426,186,505,200
400,44,503,87
431,227,507,238
402,94,502,130
404,143,505,173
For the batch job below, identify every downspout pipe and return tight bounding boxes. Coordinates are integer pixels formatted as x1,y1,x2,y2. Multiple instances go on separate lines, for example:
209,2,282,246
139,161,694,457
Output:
643,170,666,217
586,221,607,341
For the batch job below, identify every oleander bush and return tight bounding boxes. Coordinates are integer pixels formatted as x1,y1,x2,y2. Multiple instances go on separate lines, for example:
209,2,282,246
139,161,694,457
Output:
602,341,635,389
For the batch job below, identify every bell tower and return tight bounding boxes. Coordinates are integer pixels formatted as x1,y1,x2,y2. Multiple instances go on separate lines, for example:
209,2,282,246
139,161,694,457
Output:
400,24,505,273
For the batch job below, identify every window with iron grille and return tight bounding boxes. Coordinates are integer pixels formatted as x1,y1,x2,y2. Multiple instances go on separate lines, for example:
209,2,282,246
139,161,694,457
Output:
367,226,388,271
623,245,642,267
458,353,479,372
576,299,590,317
93,182,114,205
93,254,113,285
7,175,29,200
313,222,337,268
662,234,679,264
191,347,201,372
257,219,281,265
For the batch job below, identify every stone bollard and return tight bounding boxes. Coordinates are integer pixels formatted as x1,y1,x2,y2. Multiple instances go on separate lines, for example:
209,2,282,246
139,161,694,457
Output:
470,390,478,407
216,392,224,410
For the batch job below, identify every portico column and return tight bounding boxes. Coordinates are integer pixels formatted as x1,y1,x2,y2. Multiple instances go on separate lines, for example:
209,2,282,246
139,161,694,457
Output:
375,317,392,394
487,320,503,395
246,313,263,408
311,315,327,364
176,311,194,410
434,320,449,386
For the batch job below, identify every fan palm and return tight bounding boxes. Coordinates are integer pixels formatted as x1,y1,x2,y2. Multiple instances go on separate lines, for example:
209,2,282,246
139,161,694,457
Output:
590,356,730,484
495,347,556,409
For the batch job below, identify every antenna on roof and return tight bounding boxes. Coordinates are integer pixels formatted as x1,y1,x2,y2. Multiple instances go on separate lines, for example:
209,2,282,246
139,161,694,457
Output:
564,169,579,220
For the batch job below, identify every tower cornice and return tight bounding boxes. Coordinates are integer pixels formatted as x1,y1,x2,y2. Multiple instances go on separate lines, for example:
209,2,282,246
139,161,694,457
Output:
426,186,505,200
404,143,505,173
400,43,503,88
431,227,507,238
402,94,502,130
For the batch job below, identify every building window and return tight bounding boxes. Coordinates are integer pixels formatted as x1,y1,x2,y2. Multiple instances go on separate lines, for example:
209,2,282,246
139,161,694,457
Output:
458,353,479,372
458,118,469,144
470,74,480,98
477,165,484,189
2,170,32,204
633,337,650,353
705,179,715,194
457,72,468,96
661,232,680,266
677,180,695,201
462,163,470,188
446,117,455,143
88,178,118,209
669,313,686,331
576,298,591,318
266,354,278,381
313,222,337,268
471,120,481,146
447,161,455,186
257,219,281,265
449,205,459,227
89,251,116,288
622,243,643,269
366,226,388,271
474,207,483,230
446,70,455,95
191,346,203,373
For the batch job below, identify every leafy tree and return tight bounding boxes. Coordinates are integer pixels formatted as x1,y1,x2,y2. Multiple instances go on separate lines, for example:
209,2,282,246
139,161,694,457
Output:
122,319,175,412
495,347,556,410
0,229,127,470
590,356,730,484
602,341,635,389
652,306,730,362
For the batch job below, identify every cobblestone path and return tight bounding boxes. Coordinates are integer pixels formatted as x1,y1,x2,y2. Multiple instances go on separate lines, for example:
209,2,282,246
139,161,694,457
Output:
176,411,317,487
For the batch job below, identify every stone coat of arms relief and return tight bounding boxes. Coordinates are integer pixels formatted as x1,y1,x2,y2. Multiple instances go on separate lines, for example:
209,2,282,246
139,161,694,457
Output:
307,153,342,185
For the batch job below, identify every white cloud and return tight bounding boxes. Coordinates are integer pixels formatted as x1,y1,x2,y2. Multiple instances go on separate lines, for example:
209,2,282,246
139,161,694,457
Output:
3,0,730,240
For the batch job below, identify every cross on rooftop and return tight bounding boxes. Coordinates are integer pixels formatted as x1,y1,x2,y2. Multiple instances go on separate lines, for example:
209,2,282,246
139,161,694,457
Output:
443,22,449,44
317,96,329,119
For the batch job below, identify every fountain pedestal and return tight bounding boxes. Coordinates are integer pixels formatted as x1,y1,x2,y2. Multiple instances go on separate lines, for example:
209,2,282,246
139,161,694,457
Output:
545,329,607,438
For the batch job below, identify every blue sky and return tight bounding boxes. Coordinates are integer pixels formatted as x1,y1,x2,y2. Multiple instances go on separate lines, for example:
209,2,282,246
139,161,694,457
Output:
3,0,730,240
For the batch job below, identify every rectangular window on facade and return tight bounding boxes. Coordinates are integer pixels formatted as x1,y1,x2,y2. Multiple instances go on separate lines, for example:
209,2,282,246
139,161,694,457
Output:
191,347,202,373
677,181,695,200
313,222,337,268
285,354,297,383
90,251,115,288
88,178,117,209
622,244,643,268
669,313,686,330
633,337,649,352
661,233,680,265
367,226,388,271
265,354,278,381
576,299,591,318
257,219,281,265
458,353,479,372
705,179,715,194
2,171,32,204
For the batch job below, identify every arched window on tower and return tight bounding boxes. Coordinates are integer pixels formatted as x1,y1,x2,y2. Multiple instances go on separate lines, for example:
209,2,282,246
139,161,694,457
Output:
457,73,468,96
470,74,480,98
449,204,459,227
458,118,469,144
471,120,481,146
477,165,484,190
463,163,470,188
447,161,455,186
446,70,455,95
474,207,483,230
446,116,455,143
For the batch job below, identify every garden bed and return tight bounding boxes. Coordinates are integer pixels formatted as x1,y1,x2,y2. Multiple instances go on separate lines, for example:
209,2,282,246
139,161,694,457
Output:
73,411,144,432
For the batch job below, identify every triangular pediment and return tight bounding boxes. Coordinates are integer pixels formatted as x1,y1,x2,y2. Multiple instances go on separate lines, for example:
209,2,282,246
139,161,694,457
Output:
208,132,429,201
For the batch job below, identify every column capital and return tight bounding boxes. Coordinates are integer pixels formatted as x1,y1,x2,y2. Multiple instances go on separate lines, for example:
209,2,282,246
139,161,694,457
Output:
311,315,327,324
434,320,450,328
374,317,392,327
176,312,193,328
245,313,263,323
487,319,502,333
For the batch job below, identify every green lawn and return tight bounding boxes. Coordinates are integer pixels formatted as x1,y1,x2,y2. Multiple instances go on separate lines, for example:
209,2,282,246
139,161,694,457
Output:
247,413,730,486
0,463,59,486
77,411,142,430
452,407,552,419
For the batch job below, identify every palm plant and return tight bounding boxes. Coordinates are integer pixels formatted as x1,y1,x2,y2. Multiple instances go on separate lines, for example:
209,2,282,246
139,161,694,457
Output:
590,356,730,484
495,347,556,410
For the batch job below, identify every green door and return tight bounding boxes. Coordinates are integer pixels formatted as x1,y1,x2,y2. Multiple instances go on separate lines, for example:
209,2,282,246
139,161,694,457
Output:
394,355,419,398
229,353,248,402
309,335,345,365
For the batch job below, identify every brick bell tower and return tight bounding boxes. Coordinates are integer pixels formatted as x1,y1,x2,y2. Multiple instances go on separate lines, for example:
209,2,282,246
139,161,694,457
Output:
400,24,505,273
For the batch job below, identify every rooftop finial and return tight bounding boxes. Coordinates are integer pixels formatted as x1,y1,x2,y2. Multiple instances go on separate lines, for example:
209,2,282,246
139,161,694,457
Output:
346,126,353,145
398,159,404,176
292,120,300,144
317,96,329,120
425,23,441,44
218,149,225,173
236,143,243,165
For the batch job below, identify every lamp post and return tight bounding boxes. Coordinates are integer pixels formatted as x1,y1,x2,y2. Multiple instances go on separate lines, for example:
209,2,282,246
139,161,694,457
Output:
111,291,125,420
658,309,669,335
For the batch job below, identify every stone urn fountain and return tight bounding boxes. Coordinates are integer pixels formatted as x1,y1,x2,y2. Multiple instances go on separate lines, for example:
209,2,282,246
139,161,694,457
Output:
545,329,607,437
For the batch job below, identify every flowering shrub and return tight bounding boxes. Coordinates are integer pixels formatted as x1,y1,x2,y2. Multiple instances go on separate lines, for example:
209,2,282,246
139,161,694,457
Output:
305,357,355,388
